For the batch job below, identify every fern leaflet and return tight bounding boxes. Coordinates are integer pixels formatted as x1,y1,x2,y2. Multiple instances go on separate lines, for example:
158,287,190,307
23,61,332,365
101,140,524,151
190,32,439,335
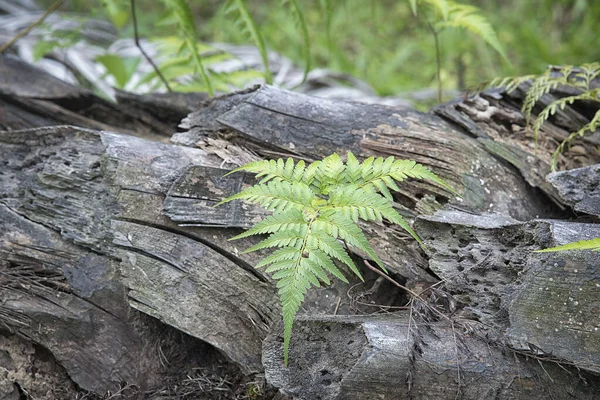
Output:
536,238,600,253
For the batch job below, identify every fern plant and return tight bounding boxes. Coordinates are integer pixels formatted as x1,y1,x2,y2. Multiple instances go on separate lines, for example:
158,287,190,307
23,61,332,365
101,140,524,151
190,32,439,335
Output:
489,62,600,170
160,0,214,96
218,152,455,365
535,238,600,253
224,0,311,85
409,0,508,102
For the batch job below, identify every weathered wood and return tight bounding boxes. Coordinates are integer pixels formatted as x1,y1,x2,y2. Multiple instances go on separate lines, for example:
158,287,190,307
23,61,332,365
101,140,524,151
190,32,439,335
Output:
0,55,195,141
547,164,600,217
263,314,600,400
435,89,600,204
178,85,556,221
0,203,159,393
0,125,279,389
416,210,600,373
263,212,600,399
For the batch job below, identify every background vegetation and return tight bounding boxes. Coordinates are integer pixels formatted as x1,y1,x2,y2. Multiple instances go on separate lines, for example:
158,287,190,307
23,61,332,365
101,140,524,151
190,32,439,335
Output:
39,0,600,101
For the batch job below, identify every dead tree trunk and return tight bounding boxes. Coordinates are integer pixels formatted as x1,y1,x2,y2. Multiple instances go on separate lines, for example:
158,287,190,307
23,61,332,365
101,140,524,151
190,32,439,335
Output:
0,54,598,399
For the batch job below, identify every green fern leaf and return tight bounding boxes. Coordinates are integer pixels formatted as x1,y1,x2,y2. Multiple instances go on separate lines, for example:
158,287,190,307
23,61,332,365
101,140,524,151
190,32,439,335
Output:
279,267,311,365
225,0,273,84
533,89,600,149
326,186,395,222
408,0,418,16
161,0,214,96
226,158,309,187
219,151,456,366
307,228,362,279
307,248,347,283
535,238,600,252
438,2,508,64
243,227,308,253
218,180,317,212
486,75,536,93
489,63,600,170
422,0,450,21
358,156,457,196
552,108,600,171
316,153,346,191
522,67,571,126
256,247,301,268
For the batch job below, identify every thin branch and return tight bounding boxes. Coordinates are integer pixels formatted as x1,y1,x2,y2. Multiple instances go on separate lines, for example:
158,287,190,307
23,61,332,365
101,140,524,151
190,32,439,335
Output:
0,0,64,54
130,0,172,92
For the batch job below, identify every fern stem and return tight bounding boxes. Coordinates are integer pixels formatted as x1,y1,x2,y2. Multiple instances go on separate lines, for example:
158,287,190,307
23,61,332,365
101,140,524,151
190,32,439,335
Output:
283,211,318,366
131,0,172,92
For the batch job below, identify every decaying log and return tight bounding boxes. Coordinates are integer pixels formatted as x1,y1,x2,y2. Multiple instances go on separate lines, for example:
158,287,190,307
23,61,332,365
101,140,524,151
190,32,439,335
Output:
1,52,600,399
0,55,200,141
416,210,600,373
263,211,600,399
176,85,558,221
263,314,600,400
0,126,279,392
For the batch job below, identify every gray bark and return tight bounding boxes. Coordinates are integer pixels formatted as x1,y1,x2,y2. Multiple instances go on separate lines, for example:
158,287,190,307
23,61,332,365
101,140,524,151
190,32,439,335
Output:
547,164,600,217
264,314,600,400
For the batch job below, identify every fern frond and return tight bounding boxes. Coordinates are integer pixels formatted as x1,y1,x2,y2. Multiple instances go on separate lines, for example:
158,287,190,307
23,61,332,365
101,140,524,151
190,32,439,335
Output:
225,0,273,84
307,228,362,279
421,0,450,21
278,265,310,365
219,151,457,366
218,180,317,212
161,0,214,96
551,108,600,171
281,0,311,85
522,67,572,125
326,186,389,222
535,238,600,252
408,0,418,16
315,153,346,191
573,63,600,91
230,208,307,240
301,160,322,187
325,186,423,246
438,2,508,63
533,89,600,149
256,247,301,268
486,74,537,93
361,156,457,197
307,248,347,283
226,158,308,186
